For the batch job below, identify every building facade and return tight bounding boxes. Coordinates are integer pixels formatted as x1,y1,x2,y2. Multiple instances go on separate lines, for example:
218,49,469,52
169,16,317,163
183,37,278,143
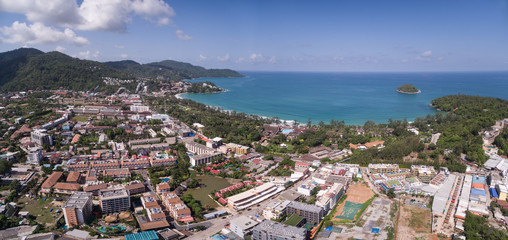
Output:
63,192,93,227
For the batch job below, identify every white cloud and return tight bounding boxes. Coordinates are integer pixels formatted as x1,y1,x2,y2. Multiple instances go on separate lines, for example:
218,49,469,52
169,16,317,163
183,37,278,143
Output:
0,0,82,26
0,0,176,33
114,45,125,49
175,29,192,40
268,56,276,63
421,50,432,57
249,53,265,62
217,53,230,61
55,46,65,52
0,21,89,45
120,54,128,58
199,54,207,61
79,50,100,60
401,58,409,63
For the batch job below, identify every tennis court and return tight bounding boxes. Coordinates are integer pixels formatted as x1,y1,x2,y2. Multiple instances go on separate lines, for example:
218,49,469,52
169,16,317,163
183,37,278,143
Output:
336,201,364,220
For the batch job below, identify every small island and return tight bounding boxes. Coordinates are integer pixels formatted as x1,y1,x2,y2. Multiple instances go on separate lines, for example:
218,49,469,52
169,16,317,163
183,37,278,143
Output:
397,84,421,94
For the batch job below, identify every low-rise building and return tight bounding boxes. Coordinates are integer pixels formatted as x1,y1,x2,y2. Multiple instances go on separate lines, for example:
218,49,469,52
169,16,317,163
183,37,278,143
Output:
41,172,63,193
263,201,290,220
125,181,146,195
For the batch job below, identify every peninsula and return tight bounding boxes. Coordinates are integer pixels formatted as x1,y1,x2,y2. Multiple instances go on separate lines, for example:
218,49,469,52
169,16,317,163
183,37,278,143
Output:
396,84,421,94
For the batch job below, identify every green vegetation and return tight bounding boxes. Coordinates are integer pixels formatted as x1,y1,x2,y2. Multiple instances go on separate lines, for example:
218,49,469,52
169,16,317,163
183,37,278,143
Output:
0,48,242,92
181,194,204,220
104,59,243,81
188,81,223,93
494,128,508,156
387,188,396,199
463,211,508,240
146,97,269,145
397,84,420,93
0,48,130,92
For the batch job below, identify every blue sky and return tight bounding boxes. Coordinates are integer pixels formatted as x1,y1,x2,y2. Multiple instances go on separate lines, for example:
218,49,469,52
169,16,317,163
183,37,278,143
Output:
1,0,507,71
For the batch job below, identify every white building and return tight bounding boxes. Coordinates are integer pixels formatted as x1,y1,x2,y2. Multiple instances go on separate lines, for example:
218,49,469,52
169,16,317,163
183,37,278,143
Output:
130,105,150,112
31,129,53,146
229,216,259,238
28,147,43,165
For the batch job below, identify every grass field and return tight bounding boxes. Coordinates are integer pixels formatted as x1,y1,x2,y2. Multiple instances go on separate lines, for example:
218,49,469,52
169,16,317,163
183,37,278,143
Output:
19,197,60,226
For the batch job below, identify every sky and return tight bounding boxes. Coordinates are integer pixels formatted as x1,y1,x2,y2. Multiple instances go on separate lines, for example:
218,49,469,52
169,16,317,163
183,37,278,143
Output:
1,0,508,72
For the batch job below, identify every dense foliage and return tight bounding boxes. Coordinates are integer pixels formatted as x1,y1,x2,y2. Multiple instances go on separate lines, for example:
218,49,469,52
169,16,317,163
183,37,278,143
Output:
104,59,243,81
188,82,223,93
431,95,508,165
0,49,129,92
463,211,507,240
0,48,242,92
494,128,508,156
146,97,270,145
396,84,419,93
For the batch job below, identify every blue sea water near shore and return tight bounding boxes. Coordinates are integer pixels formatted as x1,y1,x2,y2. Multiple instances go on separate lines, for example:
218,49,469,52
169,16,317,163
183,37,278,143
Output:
182,71,508,125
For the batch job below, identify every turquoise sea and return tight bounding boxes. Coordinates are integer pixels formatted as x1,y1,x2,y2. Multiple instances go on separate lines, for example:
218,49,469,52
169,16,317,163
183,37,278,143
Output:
182,71,508,125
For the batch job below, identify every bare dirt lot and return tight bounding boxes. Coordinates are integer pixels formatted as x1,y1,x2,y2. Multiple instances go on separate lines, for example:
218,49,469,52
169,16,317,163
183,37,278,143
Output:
397,204,432,240
333,183,375,222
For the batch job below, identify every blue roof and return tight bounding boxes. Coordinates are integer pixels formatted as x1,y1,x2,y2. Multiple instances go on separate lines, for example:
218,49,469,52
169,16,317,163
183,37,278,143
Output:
471,188,486,196
125,231,158,240
490,188,499,198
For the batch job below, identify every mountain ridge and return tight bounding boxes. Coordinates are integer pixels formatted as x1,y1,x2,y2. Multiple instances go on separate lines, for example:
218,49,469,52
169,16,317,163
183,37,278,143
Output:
0,48,243,92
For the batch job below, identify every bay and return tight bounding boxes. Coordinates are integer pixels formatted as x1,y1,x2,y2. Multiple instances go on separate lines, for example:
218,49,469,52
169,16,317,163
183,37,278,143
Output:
182,71,508,125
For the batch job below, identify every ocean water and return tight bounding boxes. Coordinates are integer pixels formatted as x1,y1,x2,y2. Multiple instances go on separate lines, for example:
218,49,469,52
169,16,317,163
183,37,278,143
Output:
182,71,508,125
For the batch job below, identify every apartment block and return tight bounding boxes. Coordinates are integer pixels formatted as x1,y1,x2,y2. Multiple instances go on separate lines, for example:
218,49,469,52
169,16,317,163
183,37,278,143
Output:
63,192,93,227
286,201,324,224
99,186,131,214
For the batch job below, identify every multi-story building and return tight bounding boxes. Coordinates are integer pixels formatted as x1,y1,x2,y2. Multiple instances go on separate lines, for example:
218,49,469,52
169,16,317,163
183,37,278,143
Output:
103,168,130,179
147,206,166,222
90,160,120,171
31,129,53,146
263,201,290,220
410,165,437,183
226,143,250,155
190,152,222,166
229,216,259,238
121,158,150,169
156,182,172,194
149,157,177,167
368,163,399,174
286,201,324,224
130,105,150,112
252,220,307,240
227,182,283,210
125,181,146,195
67,161,90,172
28,147,42,165
63,192,93,227
185,142,213,155
99,186,130,214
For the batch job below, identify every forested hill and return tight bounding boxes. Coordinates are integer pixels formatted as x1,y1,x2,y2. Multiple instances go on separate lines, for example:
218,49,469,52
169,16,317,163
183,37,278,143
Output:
0,48,243,92
104,59,243,80
430,95,508,164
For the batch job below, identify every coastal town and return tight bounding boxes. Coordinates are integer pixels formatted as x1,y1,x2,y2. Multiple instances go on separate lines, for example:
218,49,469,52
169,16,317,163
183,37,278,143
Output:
0,86,506,240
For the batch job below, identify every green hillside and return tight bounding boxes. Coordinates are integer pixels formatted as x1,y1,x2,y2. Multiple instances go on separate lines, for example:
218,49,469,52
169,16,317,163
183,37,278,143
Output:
0,48,243,92
104,59,243,80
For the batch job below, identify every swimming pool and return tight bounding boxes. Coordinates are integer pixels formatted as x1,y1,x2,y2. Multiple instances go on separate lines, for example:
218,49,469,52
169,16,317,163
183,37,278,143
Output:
282,129,294,134
160,177,171,182
97,225,126,234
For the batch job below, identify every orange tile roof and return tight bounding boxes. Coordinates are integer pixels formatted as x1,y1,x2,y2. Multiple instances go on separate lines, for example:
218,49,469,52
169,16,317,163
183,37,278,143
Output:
53,182,81,191
41,172,63,188
139,219,170,231
66,171,80,182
